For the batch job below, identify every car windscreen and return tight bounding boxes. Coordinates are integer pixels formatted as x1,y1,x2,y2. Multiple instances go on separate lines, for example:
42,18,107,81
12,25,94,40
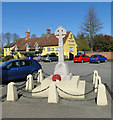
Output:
0,61,10,67
75,55,80,57
91,55,97,58
43,55,47,57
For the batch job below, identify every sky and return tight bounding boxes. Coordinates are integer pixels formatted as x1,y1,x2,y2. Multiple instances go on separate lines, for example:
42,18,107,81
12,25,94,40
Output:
2,2,111,39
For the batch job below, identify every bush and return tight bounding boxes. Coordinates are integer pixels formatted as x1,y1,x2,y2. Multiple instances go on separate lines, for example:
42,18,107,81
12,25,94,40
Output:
2,55,14,62
64,55,68,61
50,52,56,55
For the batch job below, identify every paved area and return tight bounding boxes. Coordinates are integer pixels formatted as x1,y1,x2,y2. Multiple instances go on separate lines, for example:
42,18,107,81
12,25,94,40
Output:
0,61,112,118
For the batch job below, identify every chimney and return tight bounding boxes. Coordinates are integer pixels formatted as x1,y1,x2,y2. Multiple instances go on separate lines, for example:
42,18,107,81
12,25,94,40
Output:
46,29,51,37
25,29,30,38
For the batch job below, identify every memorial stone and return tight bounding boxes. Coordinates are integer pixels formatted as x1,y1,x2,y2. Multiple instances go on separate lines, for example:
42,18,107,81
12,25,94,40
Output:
54,26,72,80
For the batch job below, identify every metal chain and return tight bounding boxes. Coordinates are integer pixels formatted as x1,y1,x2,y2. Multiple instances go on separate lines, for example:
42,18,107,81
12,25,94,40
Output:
42,71,51,76
20,86,49,93
80,72,94,77
43,71,93,78
72,72,94,77
21,94,48,99
56,86,97,96
59,95,96,101
14,81,26,88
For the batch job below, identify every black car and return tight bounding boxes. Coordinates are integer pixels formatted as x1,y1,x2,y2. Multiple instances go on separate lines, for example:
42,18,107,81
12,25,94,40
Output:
42,54,58,62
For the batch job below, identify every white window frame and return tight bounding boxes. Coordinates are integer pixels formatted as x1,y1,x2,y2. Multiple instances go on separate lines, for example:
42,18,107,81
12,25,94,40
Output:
15,45,18,51
34,42,39,50
25,43,29,50
55,47,59,52
47,48,51,52
69,47,73,52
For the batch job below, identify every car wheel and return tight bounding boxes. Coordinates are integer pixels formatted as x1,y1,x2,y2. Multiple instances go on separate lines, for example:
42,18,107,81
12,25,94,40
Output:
105,60,107,62
32,71,38,80
50,59,52,62
81,60,84,63
98,60,100,64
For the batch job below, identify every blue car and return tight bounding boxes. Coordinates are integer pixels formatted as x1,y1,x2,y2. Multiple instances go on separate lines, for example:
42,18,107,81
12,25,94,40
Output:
26,55,34,60
0,59,42,84
89,54,107,63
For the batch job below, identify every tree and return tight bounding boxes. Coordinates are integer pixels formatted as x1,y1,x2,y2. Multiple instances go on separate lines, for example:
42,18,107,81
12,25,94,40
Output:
81,7,103,51
31,34,36,38
12,33,20,43
94,34,113,52
76,33,90,51
4,32,12,44
41,33,46,37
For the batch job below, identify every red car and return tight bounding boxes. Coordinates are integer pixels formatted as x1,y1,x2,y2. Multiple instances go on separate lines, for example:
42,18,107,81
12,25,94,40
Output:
73,54,90,63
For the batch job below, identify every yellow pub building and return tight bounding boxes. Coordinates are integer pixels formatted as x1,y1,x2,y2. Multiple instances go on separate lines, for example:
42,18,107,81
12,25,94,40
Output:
4,29,77,59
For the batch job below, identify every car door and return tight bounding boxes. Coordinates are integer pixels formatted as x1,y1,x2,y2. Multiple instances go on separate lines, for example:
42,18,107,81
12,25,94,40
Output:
99,55,103,62
81,55,85,61
85,55,89,61
19,60,32,78
6,61,22,81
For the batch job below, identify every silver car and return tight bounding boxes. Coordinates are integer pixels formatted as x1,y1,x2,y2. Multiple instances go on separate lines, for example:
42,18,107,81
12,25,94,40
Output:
42,54,58,62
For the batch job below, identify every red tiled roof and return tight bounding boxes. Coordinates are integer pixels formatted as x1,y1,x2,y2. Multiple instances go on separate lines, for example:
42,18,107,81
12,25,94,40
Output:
4,31,70,50
4,43,16,48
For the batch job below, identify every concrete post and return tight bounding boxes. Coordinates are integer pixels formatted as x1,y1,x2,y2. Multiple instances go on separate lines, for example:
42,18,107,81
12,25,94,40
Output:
95,76,101,93
48,83,59,103
93,70,98,84
26,74,34,91
7,82,18,101
39,69,43,83
97,83,108,106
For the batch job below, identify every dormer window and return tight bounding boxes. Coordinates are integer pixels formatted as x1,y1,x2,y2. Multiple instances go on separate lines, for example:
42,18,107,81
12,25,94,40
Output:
25,43,29,50
34,42,39,50
14,45,18,51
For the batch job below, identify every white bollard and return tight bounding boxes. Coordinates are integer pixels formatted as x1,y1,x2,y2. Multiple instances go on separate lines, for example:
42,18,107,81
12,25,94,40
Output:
97,83,108,106
95,76,101,92
26,74,34,91
7,82,18,101
38,69,43,83
48,83,59,103
93,70,98,84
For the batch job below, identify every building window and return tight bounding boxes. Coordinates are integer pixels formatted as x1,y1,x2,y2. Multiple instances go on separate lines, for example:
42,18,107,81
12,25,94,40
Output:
5,53,7,56
25,43,29,51
51,48,54,51
34,42,39,50
35,45,39,50
5,48,7,52
47,48,51,52
69,47,73,52
55,47,59,52
9,48,10,51
15,45,18,51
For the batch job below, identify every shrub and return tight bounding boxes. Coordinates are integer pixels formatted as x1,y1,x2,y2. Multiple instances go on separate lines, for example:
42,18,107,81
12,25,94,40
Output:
64,55,68,61
2,55,14,62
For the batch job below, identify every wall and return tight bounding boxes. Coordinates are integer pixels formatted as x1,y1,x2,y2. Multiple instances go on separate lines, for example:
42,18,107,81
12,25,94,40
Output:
4,46,15,56
85,52,113,60
41,46,59,56
64,31,77,58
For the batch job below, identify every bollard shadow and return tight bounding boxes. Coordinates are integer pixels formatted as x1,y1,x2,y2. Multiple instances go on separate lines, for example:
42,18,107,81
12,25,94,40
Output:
104,83,113,100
